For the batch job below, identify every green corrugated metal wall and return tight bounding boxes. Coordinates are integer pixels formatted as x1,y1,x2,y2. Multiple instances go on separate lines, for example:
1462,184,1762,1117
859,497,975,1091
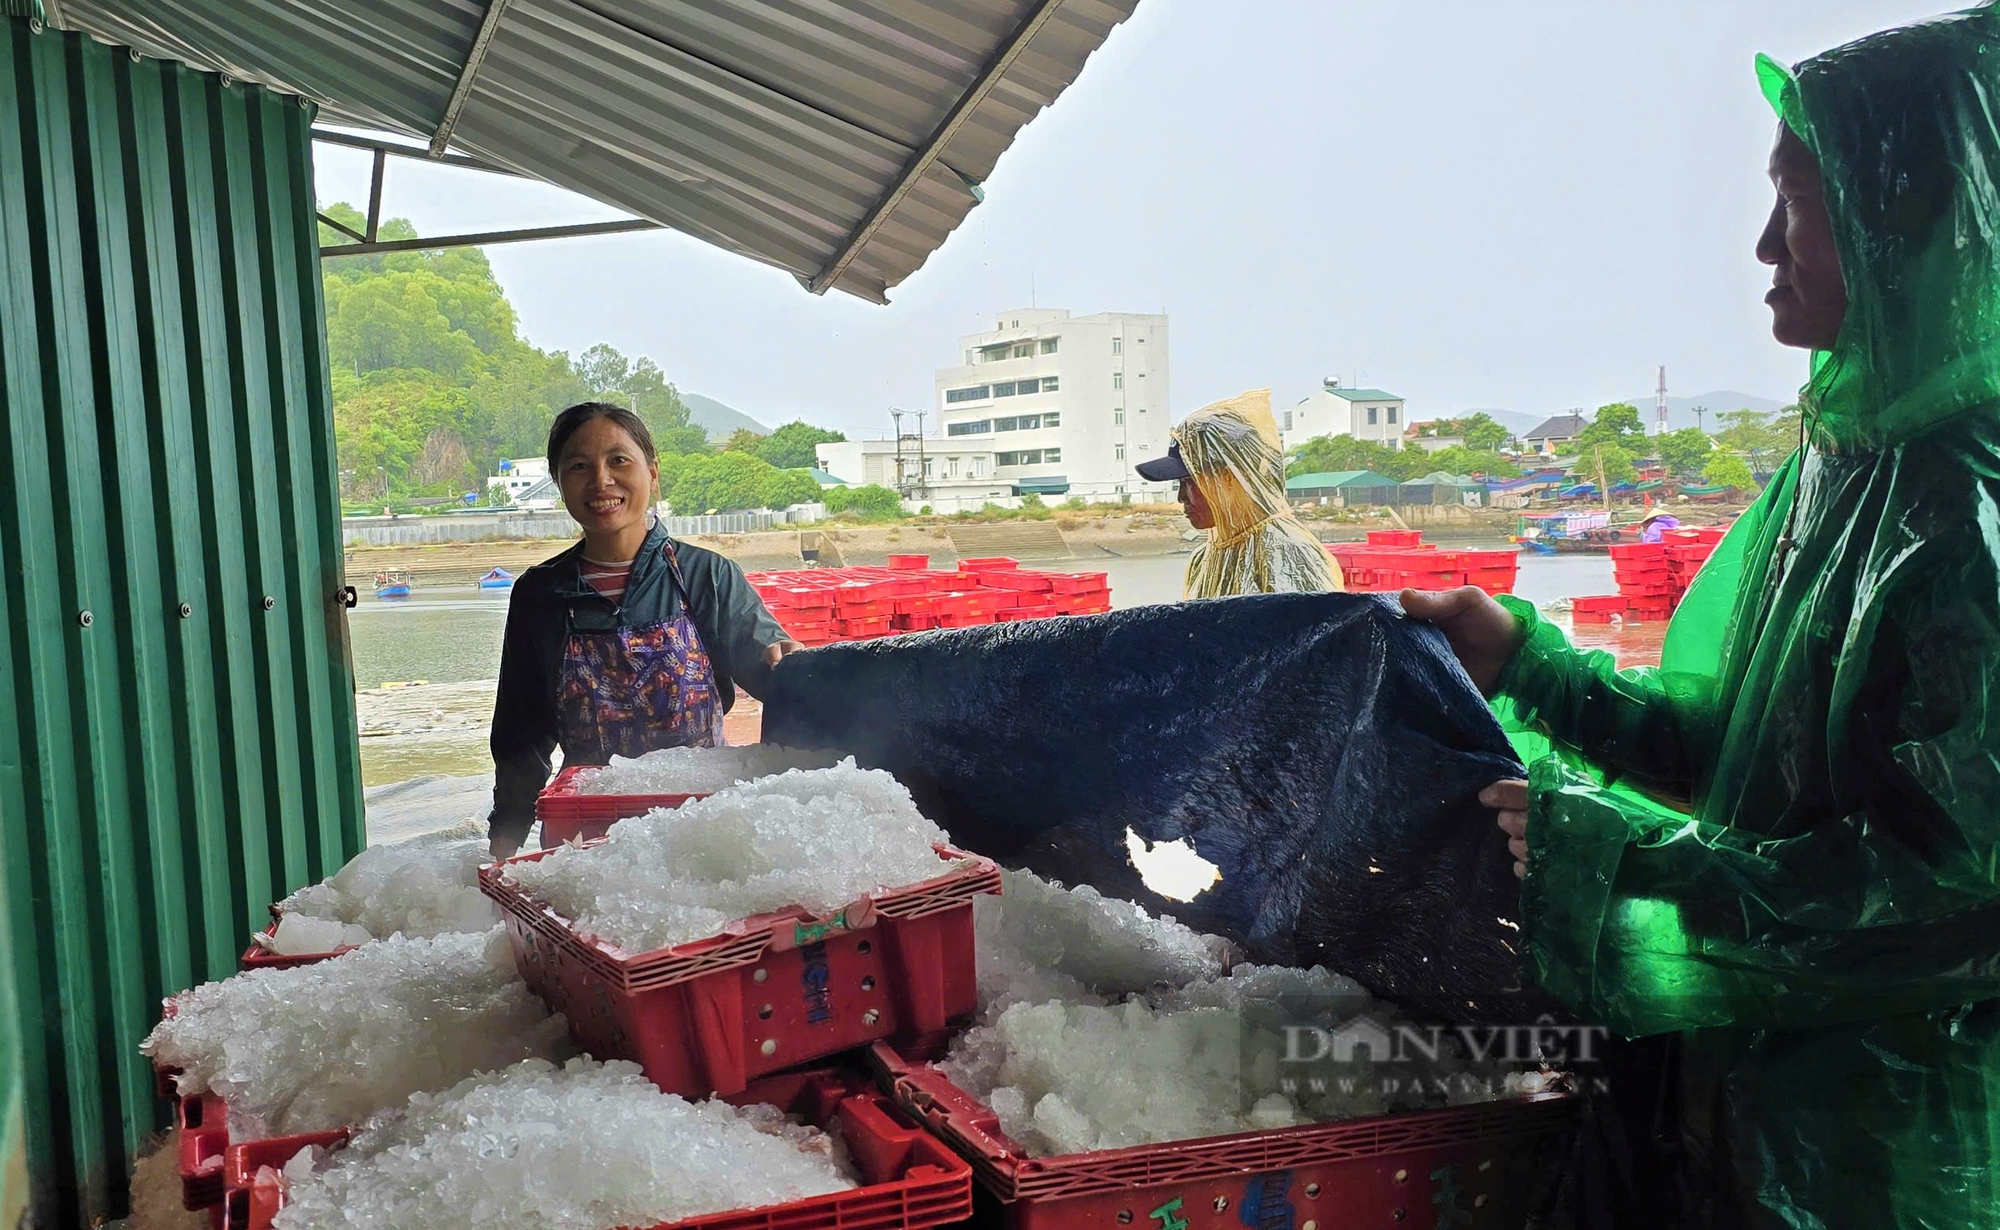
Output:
0,18,364,1223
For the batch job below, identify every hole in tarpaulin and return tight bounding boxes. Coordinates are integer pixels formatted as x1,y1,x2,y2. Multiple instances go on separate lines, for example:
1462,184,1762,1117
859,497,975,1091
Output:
1123,827,1221,902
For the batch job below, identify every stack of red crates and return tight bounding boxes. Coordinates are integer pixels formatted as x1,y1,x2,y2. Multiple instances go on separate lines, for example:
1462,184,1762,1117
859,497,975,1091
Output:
746,560,1110,643
1577,525,1728,624
1325,530,1519,596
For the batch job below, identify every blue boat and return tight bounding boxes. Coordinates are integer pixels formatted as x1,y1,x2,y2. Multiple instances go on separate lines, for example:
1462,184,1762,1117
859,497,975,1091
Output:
374,570,412,599
477,567,515,591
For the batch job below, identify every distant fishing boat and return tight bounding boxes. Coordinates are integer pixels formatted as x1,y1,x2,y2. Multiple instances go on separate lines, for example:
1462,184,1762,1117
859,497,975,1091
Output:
374,570,412,599
477,567,515,591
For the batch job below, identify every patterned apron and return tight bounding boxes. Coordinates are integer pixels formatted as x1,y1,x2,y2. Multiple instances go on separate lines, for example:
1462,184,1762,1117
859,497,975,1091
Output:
556,541,724,771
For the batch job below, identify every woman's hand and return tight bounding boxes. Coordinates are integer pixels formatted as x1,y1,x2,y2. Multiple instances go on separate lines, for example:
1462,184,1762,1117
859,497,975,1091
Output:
764,639,806,668
1482,779,1530,878
1399,586,1525,696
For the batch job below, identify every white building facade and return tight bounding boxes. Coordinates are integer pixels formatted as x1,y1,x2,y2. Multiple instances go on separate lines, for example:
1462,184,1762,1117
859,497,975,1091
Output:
928,309,1176,503
815,438,1013,506
1280,381,1407,453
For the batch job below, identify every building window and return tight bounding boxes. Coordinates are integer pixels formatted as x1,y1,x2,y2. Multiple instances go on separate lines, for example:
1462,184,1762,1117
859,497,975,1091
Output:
1045,448,1060,463
1011,319,1020,327
1367,407,1379,425
1041,375,1058,393
946,384,991,404
947,458,960,479
1112,337,1123,355
1114,409,1125,425
1013,343,1033,358
1388,406,1399,424
947,419,991,436
1042,412,1060,428
1283,410,1294,431
993,381,1017,398
923,459,935,478
1115,443,1126,460
1113,372,1124,390
972,459,987,477
994,415,1043,432
1039,338,1058,354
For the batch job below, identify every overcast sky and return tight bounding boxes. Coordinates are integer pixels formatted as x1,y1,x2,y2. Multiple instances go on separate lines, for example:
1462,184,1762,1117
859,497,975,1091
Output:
314,0,1944,439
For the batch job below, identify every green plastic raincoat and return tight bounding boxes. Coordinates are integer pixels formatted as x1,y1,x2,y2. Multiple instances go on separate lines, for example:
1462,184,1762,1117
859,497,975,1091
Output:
1494,11,2000,1227
1178,389,1343,599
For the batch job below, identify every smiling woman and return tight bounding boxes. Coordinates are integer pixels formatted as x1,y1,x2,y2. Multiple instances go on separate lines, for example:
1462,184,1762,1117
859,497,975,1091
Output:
484,402,802,857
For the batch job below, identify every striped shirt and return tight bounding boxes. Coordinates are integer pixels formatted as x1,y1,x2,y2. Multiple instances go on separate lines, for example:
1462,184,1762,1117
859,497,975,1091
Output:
579,556,635,604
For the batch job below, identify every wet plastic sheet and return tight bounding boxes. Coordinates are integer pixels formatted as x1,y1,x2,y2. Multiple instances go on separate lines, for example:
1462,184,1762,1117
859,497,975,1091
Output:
1176,390,1343,598
1492,11,2000,1226
765,592,1541,1023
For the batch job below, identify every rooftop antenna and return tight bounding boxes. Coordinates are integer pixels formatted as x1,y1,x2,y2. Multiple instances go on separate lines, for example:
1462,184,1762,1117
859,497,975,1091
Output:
1656,365,1669,436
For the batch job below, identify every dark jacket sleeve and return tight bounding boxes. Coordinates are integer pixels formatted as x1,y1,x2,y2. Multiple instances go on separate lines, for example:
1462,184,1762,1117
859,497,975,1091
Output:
683,546,787,703
488,580,557,847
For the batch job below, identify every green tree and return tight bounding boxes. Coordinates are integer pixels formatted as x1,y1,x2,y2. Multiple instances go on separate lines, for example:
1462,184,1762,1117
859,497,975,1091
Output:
1575,403,1646,452
658,451,778,512
1455,412,1511,452
824,484,904,520
1715,409,1774,452
721,427,766,454
1287,434,1404,480
1422,446,1520,479
760,468,823,510
1703,451,1758,492
1577,441,1636,487
752,421,846,470
1657,427,1714,477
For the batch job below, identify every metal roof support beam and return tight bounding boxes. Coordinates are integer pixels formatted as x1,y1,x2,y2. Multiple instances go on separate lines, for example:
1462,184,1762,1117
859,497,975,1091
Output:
311,127,522,178
431,0,513,157
808,0,1069,296
317,211,368,245
319,216,658,259
364,147,386,242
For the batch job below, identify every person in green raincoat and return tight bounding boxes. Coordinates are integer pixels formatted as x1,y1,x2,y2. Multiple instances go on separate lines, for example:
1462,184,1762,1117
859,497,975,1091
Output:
1406,9,2000,1227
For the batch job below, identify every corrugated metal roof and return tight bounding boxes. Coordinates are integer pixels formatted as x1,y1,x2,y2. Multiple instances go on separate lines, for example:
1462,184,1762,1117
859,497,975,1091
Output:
1321,387,1401,402
47,0,1140,302
1286,470,1398,489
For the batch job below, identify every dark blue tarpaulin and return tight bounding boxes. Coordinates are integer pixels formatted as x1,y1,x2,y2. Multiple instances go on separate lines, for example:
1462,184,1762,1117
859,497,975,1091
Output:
764,592,1547,1023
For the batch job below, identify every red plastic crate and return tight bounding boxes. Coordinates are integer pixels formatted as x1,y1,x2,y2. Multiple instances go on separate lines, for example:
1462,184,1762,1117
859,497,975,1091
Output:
869,1042,1573,1230
959,557,1018,572
1045,573,1108,595
221,1066,971,1230
1366,529,1424,547
837,617,895,639
479,844,1001,1098
236,904,355,972
974,571,1054,593
887,554,930,570
1607,543,1666,562
937,612,997,629
1571,595,1628,614
534,764,710,847
757,586,837,611
927,572,974,592
178,1091,230,1211
834,600,896,620
894,614,940,632
1573,611,1617,624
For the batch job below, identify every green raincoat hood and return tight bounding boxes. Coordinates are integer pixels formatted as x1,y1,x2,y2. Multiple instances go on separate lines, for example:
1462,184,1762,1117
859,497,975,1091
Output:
1759,4,2000,451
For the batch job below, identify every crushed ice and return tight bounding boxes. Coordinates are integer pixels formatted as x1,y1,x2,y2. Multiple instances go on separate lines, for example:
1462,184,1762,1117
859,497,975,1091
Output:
271,819,498,953
950,869,1540,1157
579,744,839,796
270,1057,854,1230
142,929,572,1138
506,762,952,953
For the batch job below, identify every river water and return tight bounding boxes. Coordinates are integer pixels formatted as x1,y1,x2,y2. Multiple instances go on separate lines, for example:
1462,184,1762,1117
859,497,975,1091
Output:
349,549,1643,786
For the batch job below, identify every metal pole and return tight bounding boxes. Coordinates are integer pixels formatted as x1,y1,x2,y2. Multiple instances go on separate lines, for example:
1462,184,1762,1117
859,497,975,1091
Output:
365,149,387,242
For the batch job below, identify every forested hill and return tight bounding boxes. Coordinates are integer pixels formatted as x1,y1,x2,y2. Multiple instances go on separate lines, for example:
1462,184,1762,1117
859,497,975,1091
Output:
317,203,840,512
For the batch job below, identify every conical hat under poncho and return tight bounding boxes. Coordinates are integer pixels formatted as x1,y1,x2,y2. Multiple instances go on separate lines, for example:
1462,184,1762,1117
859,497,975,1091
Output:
1176,389,1343,599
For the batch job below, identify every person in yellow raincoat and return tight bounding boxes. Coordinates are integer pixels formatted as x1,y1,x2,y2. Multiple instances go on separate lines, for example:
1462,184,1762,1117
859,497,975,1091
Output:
1135,389,1343,599
1407,10,2000,1227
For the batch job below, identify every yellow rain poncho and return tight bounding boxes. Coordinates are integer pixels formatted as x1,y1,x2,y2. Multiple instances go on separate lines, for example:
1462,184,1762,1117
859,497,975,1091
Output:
1495,10,2000,1227
1178,390,1343,599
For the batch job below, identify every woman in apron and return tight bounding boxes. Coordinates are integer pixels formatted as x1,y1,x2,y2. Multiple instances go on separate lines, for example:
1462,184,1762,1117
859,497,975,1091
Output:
485,401,800,857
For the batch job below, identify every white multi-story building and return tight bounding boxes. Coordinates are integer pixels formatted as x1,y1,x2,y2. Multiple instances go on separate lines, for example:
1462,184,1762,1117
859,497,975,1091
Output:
815,438,1012,504
1280,380,1407,453
928,308,1175,503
